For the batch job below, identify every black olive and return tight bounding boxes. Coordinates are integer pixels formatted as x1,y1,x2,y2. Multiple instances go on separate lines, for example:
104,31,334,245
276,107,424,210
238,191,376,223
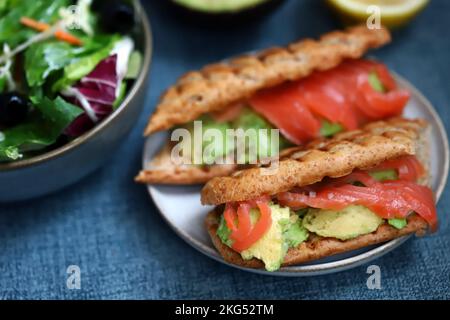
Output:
96,0,135,34
0,92,30,127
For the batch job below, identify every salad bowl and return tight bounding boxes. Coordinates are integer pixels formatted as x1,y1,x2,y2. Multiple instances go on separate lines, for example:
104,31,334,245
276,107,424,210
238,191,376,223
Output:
0,0,152,202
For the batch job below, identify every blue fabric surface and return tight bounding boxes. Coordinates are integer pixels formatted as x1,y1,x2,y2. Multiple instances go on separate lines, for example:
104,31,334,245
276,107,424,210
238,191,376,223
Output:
0,0,449,299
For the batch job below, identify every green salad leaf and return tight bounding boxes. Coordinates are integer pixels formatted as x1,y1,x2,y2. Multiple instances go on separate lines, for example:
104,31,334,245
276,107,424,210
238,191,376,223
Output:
113,81,127,109
368,72,386,93
388,218,407,229
0,77,5,92
25,41,76,87
320,119,343,137
369,169,399,181
51,34,120,92
0,96,83,161
0,0,69,47
217,215,233,247
24,35,120,90
0,0,9,17
125,51,143,79
30,95,84,128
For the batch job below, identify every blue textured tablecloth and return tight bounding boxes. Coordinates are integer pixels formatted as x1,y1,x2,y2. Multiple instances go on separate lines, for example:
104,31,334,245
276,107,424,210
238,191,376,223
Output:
0,0,449,300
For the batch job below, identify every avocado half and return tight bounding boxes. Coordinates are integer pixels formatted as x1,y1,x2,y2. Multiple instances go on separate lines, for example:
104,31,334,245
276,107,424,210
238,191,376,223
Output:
169,0,285,25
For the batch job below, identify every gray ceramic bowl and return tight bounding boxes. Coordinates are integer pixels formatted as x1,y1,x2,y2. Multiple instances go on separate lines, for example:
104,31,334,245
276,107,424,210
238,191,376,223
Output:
0,0,152,202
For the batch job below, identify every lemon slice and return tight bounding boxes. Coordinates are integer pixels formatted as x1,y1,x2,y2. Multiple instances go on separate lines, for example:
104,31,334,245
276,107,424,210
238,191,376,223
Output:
326,0,429,28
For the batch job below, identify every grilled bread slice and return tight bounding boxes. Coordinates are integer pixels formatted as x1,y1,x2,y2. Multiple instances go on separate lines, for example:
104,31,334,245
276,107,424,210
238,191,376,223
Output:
135,142,238,184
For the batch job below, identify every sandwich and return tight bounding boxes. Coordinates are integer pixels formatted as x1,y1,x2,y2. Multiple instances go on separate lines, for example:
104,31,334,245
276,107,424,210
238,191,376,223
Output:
136,25,412,185
201,118,437,271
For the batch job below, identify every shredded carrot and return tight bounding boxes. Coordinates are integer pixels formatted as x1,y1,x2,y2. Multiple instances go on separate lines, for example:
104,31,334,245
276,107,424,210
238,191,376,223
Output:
20,17,49,31
54,30,83,46
20,16,83,46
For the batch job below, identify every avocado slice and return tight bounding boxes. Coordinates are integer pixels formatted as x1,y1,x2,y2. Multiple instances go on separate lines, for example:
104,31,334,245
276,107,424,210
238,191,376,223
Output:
303,205,384,241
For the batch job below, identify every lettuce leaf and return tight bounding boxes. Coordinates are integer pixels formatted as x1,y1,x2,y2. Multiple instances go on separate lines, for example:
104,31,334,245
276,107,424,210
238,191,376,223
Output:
368,72,386,93
320,119,343,137
0,0,10,17
0,76,5,92
0,96,83,161
217,215,233,247
113,81,127,109
388,218,407,229
30,95,84,129
25,42,76,87
125,51,143,79
52,35,120,92
0,0,69,47
25,35,120,90
369,169,399,181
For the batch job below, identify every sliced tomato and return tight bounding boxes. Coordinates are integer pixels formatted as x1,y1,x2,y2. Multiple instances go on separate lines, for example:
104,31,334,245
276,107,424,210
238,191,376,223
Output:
248,59,408,144
224,203,238,231
231,203,252,242
335,59,407,122
385,181,437,231
249,83,320,144
350,59,397,91
299,72,358,130
356,73,410,118
373,155,425,181
223,197,273,252
373,63,397,91
298,77,342,123
241,195,271,207
277,171,437,230
325,62,370,126
277,190,348,211
232,201,273,252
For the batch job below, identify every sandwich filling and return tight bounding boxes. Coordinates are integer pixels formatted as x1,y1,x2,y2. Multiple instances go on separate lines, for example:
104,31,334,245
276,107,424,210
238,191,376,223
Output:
175,58,410,164
215,155,437,271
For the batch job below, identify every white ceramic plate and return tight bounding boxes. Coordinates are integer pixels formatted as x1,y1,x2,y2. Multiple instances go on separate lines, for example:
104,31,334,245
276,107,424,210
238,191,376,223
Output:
143,73,449,276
